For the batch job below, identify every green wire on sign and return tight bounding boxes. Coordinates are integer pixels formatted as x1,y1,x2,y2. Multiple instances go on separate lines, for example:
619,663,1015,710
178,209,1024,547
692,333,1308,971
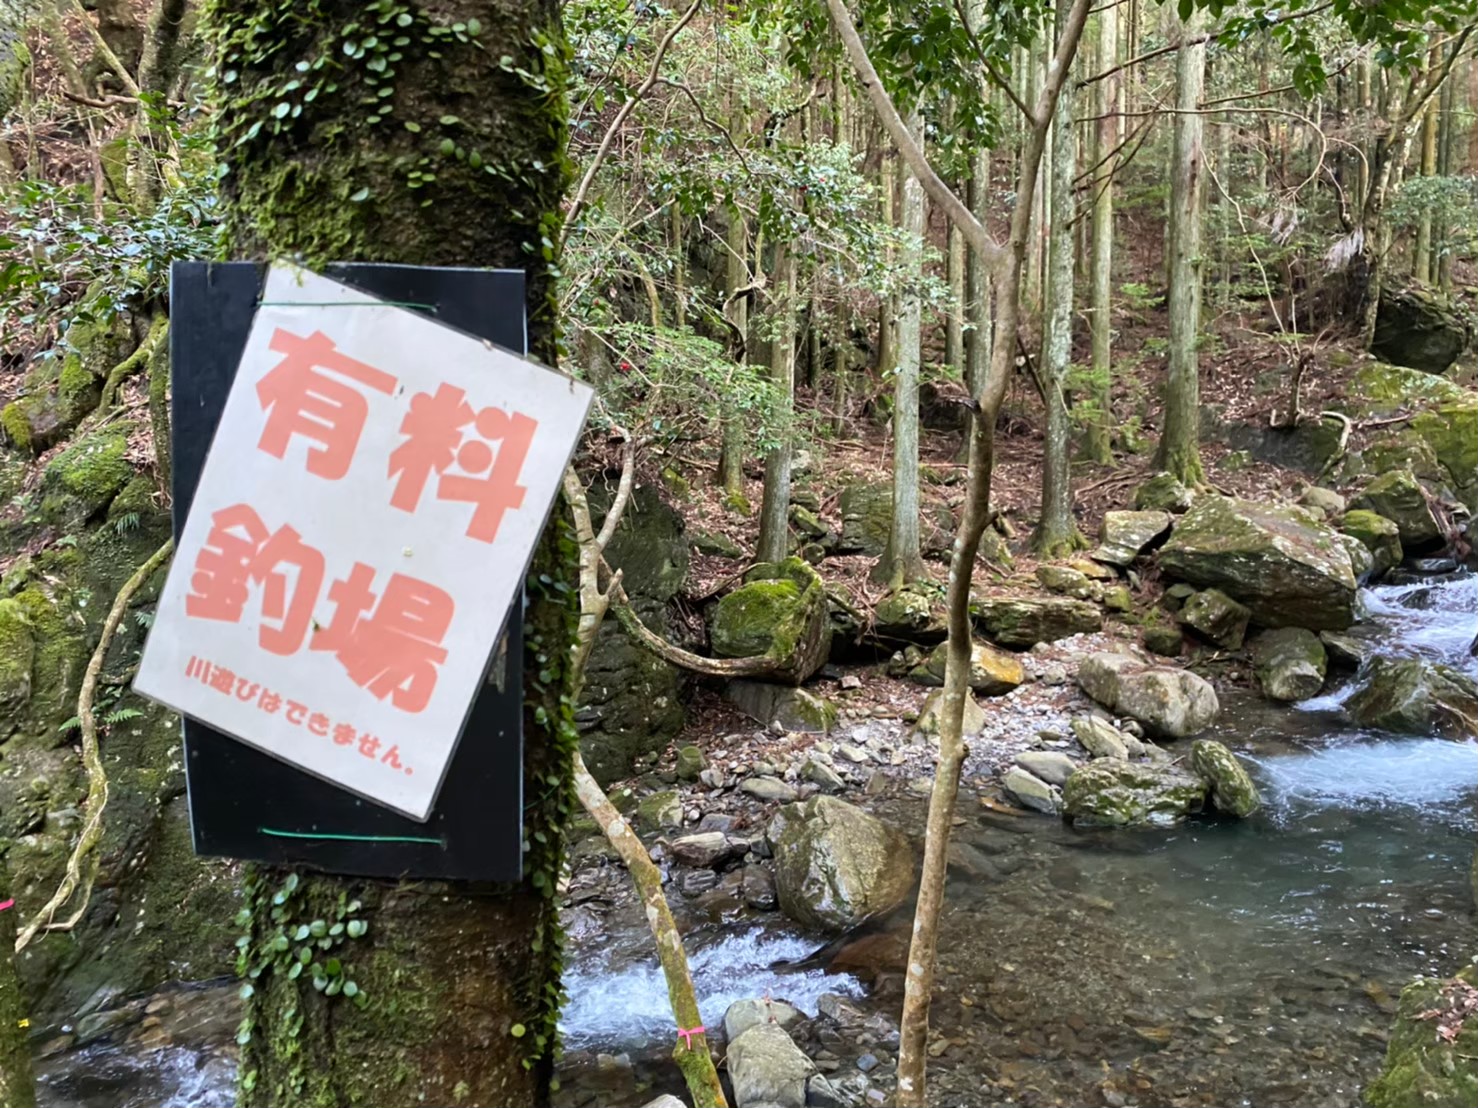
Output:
258,827,444,846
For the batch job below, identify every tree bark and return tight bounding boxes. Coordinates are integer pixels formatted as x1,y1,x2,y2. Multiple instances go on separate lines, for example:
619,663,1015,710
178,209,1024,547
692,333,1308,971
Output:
882,110,927,586
213,2,575,1103
1155,8,1206,488
876,144,898,380
1034,0,1083,556
756,244,796,564
1414,49,1438,283
717,103,750,511
1084,0,1117,465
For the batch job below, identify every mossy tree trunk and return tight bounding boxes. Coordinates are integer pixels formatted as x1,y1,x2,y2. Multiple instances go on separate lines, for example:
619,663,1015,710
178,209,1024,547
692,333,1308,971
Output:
212,1,576,1104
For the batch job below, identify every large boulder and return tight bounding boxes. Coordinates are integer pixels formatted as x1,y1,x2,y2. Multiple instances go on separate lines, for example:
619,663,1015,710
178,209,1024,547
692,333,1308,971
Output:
769,796,916,933
1156,495,1358,630
711,557,830,685
1350,470,1442,550
970,596,1102,647
1348,363,1478,512
1371,284,1471,374
835,481,951,557
1364,965,1478,1108
1077,652,1220,738
873,587,945,643
1093,510,1172,567
910,639,1025,695
1341,509,1403,578
726,1022,815,1108
725,680,837,733
1178,588,1251,650
1062,762,1208,827
1134,472,1196,513
1190,739,1260,817
1345,657,1478,740
1250,627,1327,702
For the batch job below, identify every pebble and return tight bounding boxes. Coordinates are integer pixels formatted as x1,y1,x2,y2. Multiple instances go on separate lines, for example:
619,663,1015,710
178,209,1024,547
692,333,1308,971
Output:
856,1052,880,1072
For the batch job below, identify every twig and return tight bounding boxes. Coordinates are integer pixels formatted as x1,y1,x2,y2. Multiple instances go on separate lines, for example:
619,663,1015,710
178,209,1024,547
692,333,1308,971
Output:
16,539,173,954
67,0,143,97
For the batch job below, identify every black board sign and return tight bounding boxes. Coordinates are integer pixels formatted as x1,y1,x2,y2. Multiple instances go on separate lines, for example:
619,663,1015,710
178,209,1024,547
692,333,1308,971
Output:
168,261,527,881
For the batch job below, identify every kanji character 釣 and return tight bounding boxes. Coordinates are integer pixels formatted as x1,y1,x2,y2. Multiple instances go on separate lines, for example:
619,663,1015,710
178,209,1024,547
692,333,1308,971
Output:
256,328,396,480
387,383,538,543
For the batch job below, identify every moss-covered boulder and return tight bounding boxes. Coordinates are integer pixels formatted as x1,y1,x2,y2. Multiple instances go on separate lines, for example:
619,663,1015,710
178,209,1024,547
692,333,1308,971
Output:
1250,627,1327,702
1371,284,1472,374
910,639,1025,695
1077,652,1219,738
1352,361,1470,412
915,687,986,737
1156,495,1357,630
971,595,1102,647
1178,588,1251,650
769,796,916,933
836,482,893,556
725,680,837,733
1411,399,1478,511
1134,472,1195,513
1364,965,1478,1108
1190,739,1260,817
634,789,684,832
1342,509,1403,578
0,307,132,454
874,587,945,643
1062,761,1208,827
1036,564,1099,599
1345,657,1478,740
711,557,829,685
1351,470,1442,550
0,597,36,708
1093,510,1172,567
38,427,133,527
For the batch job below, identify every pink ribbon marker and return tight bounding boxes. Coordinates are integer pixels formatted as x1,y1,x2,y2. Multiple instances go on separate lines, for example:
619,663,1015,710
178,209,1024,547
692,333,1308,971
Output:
676,1025,705,1050
0,900,13,912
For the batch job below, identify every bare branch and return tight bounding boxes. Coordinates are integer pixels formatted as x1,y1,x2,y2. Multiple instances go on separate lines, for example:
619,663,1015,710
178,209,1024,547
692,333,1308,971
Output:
67,0,143,97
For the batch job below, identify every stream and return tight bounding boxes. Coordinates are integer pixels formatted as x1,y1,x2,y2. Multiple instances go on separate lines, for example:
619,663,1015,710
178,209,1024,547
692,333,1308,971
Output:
33,574,1478,1107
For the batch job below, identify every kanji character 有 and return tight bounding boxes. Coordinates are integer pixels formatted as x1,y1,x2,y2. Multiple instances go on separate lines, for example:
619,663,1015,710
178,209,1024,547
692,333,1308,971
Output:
184,503,325,655
388,383,538,543
256,328,397,480
310,564,454,713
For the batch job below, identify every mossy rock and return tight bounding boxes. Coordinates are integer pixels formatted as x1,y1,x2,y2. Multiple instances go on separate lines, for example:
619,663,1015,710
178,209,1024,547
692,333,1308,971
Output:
1351,362,1469,415
1365,965,1478,1108
1134,472,1195,513
911,639,1025,696
1411,398,1478,509
710,557,829,685
725,680,837,733
596,484,689,602
633,789,683,833
1350,470,1442,550
39,427,134,526
675,745,706,781
1346,657,1478,740
1178,588,1250,650
1036,564,1098,600
691,530,744,559
1250,627,1327,702
1062,761,1208,827
836,482,893,556
1371,284,1472,374
1341,509,1403,579
970,596,1102,648
874,587,945,643
0,595,36,709
1189,739,1260,817
788,504,828,541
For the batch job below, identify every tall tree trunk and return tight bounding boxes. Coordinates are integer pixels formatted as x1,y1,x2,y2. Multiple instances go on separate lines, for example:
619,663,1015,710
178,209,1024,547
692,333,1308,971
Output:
876,144,898,379
1084,0,1118,465
946,221,965,373
1155,8,1207,487
756,245,796,564
1414,50,1439,282
1435,69,1457,290
882,111,928,586
1034,0,1082,556
213,2,575,1103
717,90,750,510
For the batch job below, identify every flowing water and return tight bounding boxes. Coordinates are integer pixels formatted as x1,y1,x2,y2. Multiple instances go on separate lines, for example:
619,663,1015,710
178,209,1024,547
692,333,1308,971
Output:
34,575,1478,1106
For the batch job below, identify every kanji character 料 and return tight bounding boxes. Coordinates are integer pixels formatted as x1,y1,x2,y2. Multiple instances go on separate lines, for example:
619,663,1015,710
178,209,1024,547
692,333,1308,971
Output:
311,563,454,713
387,383,538,543
256,328,397,480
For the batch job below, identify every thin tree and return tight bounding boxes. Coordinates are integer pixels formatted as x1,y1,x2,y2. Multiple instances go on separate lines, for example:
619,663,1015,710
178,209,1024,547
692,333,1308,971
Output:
213,0,577,1101
756,243,797,563
1083,0,1118,464
1155,7,1207,488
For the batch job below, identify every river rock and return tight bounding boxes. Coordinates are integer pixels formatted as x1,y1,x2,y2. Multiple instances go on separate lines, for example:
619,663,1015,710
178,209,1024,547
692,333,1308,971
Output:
1298,486,1347,517
668,831,745,869
802,757,846,792
1250,627,1327,702
741,776,801,803
915,688,986,736
1071,716,1130,760
1157,495,1358,630
725,997,805,1042
1014,750,1078,786
1346,657,1478,740
640,1097,690,1108
1371,283,1471,374
1062,762,1208,827
711,557,830,684
1178,588,1251,650
910,639,1025,695
634,789,683,832
769,795,916,932
1134,472,1196,513
971,596,1103,647
1364,964,1478,1108
1001,767,1060,814
1350,471,1442,550
675,744,706,781
1094,510,1173,566
1342,509,1404,578
1189,739,1260,817
726,1021,816,1108
1077,652,1220,738
726,681,838,733
1320,629,1374,668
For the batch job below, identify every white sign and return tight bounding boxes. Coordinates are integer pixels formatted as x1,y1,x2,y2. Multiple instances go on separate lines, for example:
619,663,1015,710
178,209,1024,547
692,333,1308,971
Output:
135,264,592,820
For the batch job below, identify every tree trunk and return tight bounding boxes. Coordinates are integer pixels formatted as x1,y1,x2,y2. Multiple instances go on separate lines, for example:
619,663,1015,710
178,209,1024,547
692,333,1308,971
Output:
717,189,750,508
1414,51,1438,282
1155,8,1206,488
1084,0,1117,465
213,2,575,1103
756,244,796,564
876,144,898,379
946,221,965,374
882,110,927,587
1034,0,1082,556
1435,68,1456,290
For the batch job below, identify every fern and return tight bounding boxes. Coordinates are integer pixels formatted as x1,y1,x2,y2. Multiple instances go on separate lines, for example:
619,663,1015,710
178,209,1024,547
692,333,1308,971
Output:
104,707,143,726
113,511,141,535
57,716,80,734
